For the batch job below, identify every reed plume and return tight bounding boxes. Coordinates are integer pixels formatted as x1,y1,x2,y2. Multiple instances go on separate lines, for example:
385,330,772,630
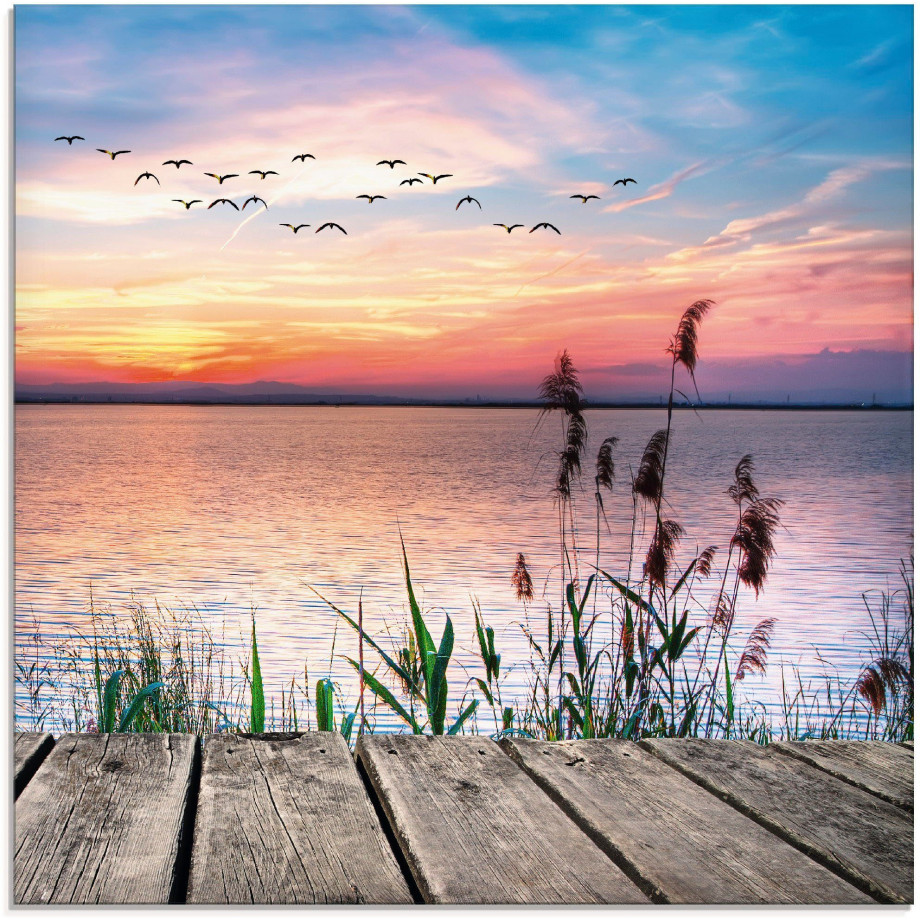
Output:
735,618,776,680
728,454,759,506
667,299,714,379
731,497,784,596
512,553,534,602
539,349,583,415
856,657,910,716
633,429,669,503
645,518,684,588
709,592,735,631
696,544,718,578
595,436,618,491
555,409,588,500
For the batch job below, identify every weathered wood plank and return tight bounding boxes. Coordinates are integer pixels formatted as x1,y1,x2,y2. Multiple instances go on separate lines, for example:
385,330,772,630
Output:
14,732,55,798
15,733,197,904
773,740,913,811
901,740,914,749
186,732,413,904
643,739,912,904
357,734,648,904
502,739,872,904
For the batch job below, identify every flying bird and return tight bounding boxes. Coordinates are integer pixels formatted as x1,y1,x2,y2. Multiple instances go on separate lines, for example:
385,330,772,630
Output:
613,177,637,186
242,196,268,210
399,177,423,186
292,153,315,162
55,135,84,144
494,224,524,233
97,149,130,159
134,171,160,186
570,194,600,203
356,195,386,203
377,159,406,169
316,222,347,234
530,222,561,234
418,173,452,184
173,199,202,209
163,159,192,168
249,170,279,179
280,223,310,233
204,172,238,184
208,198,239,210
455,196,481,210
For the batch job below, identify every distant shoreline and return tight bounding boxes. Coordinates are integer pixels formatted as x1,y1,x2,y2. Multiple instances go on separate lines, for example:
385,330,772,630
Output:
14,398,913,411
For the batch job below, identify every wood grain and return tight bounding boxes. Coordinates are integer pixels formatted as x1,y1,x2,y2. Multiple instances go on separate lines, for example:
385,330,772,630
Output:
502,738,872,904
643,738,912,904
357,734,649,904
186,732,413,904
773,740,913,810
15,733,197,904
14,732,54,798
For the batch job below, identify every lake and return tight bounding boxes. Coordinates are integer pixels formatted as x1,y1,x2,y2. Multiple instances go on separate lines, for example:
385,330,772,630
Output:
14,404,913,733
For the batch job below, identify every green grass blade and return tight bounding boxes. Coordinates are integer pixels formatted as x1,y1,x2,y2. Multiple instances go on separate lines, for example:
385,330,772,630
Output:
446,698,479,735
346,657,421,733
316,678,335,731
250,616,265,733
117,681,166,732
102,670,124,733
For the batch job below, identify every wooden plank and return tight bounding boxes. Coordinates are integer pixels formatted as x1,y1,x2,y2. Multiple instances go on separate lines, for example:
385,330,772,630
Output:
902,740,914,749
14,733,55,798
502,739,872,904
643,739,912,904
186,732,413,904
357,734,649,904
15,733,197,904
773,740,913,811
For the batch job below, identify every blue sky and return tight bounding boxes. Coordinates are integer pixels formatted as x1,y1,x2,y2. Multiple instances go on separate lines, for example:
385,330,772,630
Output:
14,4,914,402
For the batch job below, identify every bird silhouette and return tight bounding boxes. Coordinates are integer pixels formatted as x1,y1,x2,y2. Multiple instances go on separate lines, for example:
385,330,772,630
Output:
494,224,524,233
292,154,315,162
242,196,268,210
163,159,192,168
613,178,637,186
356,195,386,203
208,198,239,210
249,170,279,179
316,222,347,234
400,177,423,186
134,172,160,186
173,199,202,209
418,173,452,183
570,194,600,203
280,223,310,233
530,222,561,234
97,149,130,159
456,196,481,210
205,172,238,184
55,136,84,144
377,159,406,169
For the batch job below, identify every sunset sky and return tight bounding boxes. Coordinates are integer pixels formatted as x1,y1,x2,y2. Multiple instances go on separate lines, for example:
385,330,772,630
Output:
15,4,913,402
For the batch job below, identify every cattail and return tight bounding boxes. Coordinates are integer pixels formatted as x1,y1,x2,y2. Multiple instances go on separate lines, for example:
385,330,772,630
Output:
667,299,714,378
697,545,718,577
595,436,618,491
512,552,534,602
728,454,759,506
731,497,784,596
633,429,669,503
645,518,683,588
856,657,910,716
620,615,634,659
735,618,776,680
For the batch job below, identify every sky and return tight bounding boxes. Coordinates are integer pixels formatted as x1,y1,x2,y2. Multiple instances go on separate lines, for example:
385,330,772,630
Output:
14,4,914,403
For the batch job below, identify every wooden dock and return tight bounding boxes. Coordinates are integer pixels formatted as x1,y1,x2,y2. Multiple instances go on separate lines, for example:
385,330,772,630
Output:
14,732,914,905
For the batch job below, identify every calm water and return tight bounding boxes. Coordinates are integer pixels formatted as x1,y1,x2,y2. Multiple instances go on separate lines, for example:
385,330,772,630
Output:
15,405,913,731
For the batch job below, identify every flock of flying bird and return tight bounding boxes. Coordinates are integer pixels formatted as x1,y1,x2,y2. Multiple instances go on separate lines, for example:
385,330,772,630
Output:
54,135,638,237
